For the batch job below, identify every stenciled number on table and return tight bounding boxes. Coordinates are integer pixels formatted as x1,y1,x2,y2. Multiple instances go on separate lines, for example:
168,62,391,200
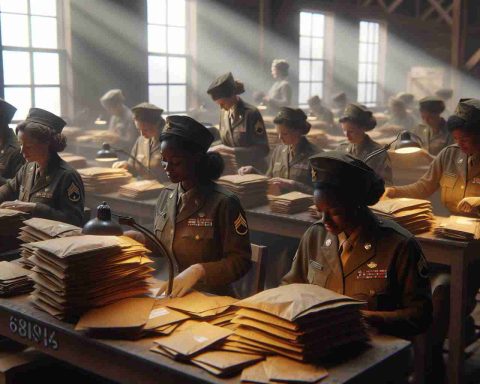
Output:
9,315,59,350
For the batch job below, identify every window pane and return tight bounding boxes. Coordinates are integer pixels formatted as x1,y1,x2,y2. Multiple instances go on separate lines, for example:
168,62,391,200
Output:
311,38,323,59
167,26,185,54
34,87,61,115
311,14,324,37
359,22,368,43
148,0,166,24
298,82,310,105
311,82,323,99
30,0,56,16
167,0,185,27
0,0,28,13
31,16,58,49
168,57,186,83
372,45,379,63
359,43,367,63
358,83,366,103
299,60,311,81
299,12,312,36
358,63,367,82
4,87,31,119
311,61,323,82
33,52,60,85
299,37,311,58
1,13,29,47
148,55,167,83
148,25,167,53
168,85,186,112
149,85,167,109
3,51,31,85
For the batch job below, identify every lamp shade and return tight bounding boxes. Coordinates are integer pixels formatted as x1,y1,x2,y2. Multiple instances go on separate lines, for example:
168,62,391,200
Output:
394,131,422,154
96,143,118,162
82,201,123,236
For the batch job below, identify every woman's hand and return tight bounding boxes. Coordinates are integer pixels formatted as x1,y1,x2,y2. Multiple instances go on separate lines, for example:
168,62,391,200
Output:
238,166,256,176
208,144,235,155
270,177,295,192
457,197,480,214
0,200,36,213
382,187,396,200
159,264,205,298
112,161,128,169
122,230,146,244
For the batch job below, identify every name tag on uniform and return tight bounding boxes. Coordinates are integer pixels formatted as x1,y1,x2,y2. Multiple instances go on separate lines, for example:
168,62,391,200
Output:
356,269,387,279
472,177,480,184
187,217,213,227
33,191,53,199
292,163,309,170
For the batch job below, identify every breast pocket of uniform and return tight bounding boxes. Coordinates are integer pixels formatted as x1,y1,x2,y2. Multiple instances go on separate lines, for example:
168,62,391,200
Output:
30,191,53,204
154,212,168,237
439,173,458,202
307,259,330,286
180,227,215,261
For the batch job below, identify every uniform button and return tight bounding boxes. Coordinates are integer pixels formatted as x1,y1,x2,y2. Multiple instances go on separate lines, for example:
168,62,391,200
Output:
325,239,332,246
195,235,200,240
364,243,372,250
461,186,464,189
369,289,376,296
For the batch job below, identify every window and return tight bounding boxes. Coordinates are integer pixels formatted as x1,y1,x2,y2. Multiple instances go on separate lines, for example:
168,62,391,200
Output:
357,21,381,107
298,11,325,107
147,0,188,114
0,0,64,120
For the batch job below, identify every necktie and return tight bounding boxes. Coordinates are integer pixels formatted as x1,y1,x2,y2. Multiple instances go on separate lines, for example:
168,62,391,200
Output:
338,235,352,267
177,192,187,214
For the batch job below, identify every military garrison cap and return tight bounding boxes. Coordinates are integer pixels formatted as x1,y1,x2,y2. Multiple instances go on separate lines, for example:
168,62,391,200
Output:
395,92,415,106
435,88,453,100
419,96,445,114
0,98,17,124
100,89,125,108
131,102,164,124
162,115,214,152
453,98,480,124
25,108,66,133
339,103,376,131
307,95,322,108
207,72,244,100
332,92,347,103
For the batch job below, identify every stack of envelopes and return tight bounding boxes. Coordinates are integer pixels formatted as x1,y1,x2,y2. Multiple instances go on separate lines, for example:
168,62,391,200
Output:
18,218,81,269
78,167,132,193
28,235,153,321
0,209,29,253
308,205,320,219
221,153,239,176
0,261,33,297
230,284,368,362
118,179,164,199
434,215,480,241
60,152,88,169
268,192,313,214
370,198,434,234
217,174,269,208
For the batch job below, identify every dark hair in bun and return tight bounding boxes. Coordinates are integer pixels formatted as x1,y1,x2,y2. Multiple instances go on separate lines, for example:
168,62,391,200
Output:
16,121,67,153
340,115,377,131
274,108,311,135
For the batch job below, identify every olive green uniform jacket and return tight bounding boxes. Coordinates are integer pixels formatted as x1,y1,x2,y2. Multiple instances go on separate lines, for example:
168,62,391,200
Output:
127,135,168,182
0,128,25,186
266,137,321,194
266,79,292,115
219,98,269,171
336,135,393,185
108,105,137,151
411,119,453,156
154,182,252,296
393,144,480,215
0,152,85,226
282,211,432,338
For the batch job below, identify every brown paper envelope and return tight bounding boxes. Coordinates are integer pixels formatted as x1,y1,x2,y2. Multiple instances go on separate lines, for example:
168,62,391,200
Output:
158,292,237,314
240,361,271,383
75,297,155,330
193,350,263,371
228,336,304,361
154,322,233,357
150,345,179,359
153,323,181,335
0,262,30,281
264,356,328,383
144,307,190,330
22,218,81,238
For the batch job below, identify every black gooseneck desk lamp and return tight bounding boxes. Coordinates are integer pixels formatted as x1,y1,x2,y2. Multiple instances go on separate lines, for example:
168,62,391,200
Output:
82,202,178,296
364,130,423,164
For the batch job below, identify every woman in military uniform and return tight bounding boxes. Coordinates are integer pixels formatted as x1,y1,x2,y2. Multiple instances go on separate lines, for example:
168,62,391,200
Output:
282,151,432,338
412,97,452,156
262,59,292,115
307,95,336,133
154,115,252,297
0,99,24,186
383,97,417,132
207,72,269,172
239,107,320,194
112,102,168,182
100,89,137,151
336,103,392,184
0,108,85,226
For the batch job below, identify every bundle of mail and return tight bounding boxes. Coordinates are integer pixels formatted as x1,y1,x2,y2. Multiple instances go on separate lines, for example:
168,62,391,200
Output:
217,174,269,208
268,192,313,214
434,215,480,241
59,152,88,169
118,180,164,199
220,152,239,176
0,209,29,252
28,235,153,321
370,198,434,234
18,218,81,269
78,167,132,193
0,261,33,297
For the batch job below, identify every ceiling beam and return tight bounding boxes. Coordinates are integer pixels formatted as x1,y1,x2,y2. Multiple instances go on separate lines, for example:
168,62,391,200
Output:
387,0,404,13
426,0,453,25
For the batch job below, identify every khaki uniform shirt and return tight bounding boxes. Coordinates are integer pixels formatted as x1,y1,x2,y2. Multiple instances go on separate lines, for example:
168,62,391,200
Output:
219,98,270,171
108,105,138,151
128,135,168,182
266,137,321,194
411,119,453,156
0,153,85,226
266,79,292,115
282,210,432,338
394,144,480,215
336,135,393,185
154,182,252,295
0,128,25,186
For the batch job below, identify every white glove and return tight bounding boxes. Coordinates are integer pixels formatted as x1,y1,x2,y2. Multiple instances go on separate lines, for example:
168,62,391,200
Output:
457,197,480,214
159,264,205,298
112,161,128,169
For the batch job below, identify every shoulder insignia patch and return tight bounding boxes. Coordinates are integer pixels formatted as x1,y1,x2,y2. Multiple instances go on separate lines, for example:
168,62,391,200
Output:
255,120,265,135
234,212,249,236
67,182,81,202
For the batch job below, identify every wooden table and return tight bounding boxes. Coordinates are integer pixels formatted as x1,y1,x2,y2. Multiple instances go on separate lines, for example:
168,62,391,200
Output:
0,295,410,384
245,205,480,384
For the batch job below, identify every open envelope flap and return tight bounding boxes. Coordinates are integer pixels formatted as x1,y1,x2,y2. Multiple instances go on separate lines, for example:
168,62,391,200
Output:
22,218,81,238
370,198,431,214
235,284,362,322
